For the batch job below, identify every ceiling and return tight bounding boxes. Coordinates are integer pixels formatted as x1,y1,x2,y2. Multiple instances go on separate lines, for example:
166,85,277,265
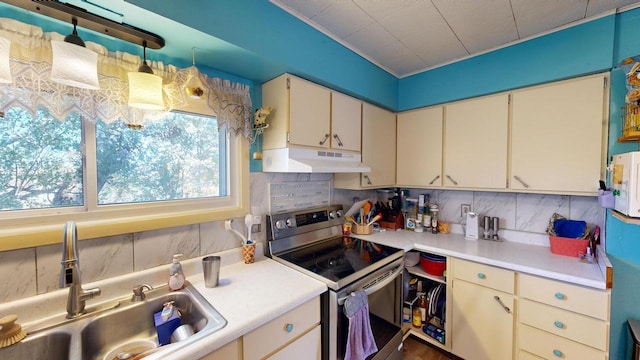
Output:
272,0,640,78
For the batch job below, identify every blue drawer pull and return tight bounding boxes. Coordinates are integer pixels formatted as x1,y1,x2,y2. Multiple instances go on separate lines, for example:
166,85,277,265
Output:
554,292,565,300
554,320,564,329
477,273,486,279
553,349,563,357
285,323,294,333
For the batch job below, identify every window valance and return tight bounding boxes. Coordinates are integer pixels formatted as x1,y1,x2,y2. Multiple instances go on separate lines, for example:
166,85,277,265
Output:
0,18,253,139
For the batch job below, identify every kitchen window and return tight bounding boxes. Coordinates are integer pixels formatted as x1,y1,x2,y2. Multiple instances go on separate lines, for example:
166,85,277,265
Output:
0,102,248,249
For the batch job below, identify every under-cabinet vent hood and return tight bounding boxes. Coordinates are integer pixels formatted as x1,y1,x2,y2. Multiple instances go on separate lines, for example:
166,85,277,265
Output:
262,147,371,173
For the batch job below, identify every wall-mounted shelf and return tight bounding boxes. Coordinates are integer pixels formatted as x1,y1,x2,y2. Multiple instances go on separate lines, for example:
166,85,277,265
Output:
611,209,640,225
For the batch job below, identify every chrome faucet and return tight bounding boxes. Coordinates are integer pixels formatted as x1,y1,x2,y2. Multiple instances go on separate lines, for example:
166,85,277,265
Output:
60,221,101,319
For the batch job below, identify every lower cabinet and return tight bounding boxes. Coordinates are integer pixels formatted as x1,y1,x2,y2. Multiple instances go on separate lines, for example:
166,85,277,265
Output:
200,339,241,360
451,259,515,360
200,296,321,360
243,296,320,360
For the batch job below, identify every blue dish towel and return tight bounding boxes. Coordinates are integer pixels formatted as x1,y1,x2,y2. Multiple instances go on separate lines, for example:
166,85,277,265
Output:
343,290,378,360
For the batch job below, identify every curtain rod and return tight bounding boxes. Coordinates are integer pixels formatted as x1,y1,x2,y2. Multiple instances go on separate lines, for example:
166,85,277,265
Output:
3,0,165,49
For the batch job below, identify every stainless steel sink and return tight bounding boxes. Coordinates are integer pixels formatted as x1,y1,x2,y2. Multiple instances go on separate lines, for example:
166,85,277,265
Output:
0,330,71,360
0,282,226,360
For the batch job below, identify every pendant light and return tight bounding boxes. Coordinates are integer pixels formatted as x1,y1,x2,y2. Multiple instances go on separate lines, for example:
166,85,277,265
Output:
0,35,11,84
128,41,164,110
184,48,206,99
50,18,99,90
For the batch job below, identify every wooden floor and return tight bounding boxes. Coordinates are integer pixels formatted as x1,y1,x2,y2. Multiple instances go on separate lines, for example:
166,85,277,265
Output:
402,335,455,360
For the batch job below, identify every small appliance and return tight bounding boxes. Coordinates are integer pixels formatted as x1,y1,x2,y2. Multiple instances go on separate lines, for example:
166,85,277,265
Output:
612,151,640,217
465,212,480,240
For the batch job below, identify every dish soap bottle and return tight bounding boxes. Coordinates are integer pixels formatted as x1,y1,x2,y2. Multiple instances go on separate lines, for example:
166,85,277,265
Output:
168,254,186,291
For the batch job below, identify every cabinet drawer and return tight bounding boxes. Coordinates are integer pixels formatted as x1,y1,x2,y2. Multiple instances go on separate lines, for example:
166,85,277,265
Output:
519,274,609,320
452,258,514,294
244,297,320,360
267,325,321,360
518,350,544,360
519,324,606,360
519,299,608,350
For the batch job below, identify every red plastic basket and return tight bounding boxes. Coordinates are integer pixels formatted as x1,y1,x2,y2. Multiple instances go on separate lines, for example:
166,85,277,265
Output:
549,236,589,258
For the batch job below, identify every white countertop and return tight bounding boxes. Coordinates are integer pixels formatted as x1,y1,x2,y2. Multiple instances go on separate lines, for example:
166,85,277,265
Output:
351,229,608,290
167,252,327,359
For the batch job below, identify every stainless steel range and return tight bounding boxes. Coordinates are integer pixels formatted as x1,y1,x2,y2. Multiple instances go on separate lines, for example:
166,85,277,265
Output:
267,205,404,360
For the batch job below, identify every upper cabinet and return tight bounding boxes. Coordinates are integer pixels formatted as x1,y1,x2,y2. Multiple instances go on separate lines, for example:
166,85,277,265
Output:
261,73,361,152
396,106,443,187
331,91,362,152
334,103,396,189
510,73,608,195
444,93,509,190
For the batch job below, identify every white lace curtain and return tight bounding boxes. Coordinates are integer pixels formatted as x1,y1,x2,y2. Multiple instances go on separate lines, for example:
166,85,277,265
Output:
0,18,253,139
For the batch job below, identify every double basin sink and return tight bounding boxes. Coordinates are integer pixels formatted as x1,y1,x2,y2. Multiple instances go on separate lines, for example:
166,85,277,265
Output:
0,282,226,360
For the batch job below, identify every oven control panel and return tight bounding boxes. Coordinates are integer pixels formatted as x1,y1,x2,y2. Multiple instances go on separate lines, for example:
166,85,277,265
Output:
267,205,344,240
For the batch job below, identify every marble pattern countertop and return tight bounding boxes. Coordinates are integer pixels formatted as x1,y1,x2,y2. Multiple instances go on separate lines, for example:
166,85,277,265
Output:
351,229,608,290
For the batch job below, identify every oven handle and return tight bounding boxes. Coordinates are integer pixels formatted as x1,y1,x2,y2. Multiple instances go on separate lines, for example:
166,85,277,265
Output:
337,263,404,306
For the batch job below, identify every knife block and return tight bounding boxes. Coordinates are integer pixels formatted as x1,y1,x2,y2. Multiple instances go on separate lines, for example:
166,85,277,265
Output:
379,212,404,230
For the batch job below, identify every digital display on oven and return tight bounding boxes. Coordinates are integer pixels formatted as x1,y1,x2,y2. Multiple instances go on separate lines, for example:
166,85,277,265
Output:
295,210,329,226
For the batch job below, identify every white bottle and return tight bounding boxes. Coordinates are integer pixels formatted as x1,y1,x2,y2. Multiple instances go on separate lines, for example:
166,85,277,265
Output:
168,254,186,291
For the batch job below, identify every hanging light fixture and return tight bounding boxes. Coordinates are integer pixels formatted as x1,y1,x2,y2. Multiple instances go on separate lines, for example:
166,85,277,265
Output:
0,35,11,84
184,47,206,100
50,18,99,90
128,40,164,110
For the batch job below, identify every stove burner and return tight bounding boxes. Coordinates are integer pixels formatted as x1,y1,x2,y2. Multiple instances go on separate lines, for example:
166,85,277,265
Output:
316,256,350,271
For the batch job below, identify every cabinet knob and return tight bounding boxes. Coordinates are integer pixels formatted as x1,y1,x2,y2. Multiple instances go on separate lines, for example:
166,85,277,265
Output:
477,273,486,279
554,292,566,300
554,320,564,329
553,349,563,357
285,323,294,333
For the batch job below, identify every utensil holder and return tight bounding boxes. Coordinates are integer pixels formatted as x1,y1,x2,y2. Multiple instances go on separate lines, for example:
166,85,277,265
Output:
352,224,373,235
598,189,615,209
242,243,256,264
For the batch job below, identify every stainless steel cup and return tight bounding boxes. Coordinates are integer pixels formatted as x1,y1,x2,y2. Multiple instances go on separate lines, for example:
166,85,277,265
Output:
170,324,194,343
202,256,221,288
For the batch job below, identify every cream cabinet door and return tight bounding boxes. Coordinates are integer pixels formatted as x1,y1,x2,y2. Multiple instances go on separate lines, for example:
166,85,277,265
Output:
288,76,331,148
331,92,361,152
444,93,509,190
199,339,240,360
396,106,443,187
510,74,607,194
361,103,396,187
452,280,514,360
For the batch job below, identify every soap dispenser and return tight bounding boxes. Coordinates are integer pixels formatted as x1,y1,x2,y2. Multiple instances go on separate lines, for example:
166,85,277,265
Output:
168,254,186,291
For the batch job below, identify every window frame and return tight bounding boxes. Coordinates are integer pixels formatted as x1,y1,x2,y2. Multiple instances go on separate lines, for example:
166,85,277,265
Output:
0,111,250,252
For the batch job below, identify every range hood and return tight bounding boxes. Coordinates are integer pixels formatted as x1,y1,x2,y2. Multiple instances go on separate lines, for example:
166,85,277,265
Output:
262,147,371,173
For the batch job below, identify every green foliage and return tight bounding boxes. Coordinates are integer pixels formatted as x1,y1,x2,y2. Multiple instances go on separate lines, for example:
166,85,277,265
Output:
1,106,222,211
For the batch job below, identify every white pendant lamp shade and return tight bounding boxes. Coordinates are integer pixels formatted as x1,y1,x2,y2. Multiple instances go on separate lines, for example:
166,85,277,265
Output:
0,36,12,84
50,40,99,90
128,71,164,110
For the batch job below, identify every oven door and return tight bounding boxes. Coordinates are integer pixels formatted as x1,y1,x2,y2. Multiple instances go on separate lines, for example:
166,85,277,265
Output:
330,258,404,360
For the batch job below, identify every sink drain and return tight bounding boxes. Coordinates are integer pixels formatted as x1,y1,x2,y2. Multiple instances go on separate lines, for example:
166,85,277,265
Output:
103,339,157,360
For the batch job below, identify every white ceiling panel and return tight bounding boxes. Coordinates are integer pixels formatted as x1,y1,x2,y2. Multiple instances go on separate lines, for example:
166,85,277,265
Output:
432,0,518,53
586,0,639,16
512,0,588,38
270,0,640,77
273,0,332,18
310,1,375,38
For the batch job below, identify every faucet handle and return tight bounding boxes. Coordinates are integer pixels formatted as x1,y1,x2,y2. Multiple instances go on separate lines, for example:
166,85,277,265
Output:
131,284,153,302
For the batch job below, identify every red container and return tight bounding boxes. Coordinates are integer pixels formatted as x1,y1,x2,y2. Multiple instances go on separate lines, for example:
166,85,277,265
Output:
420,253,446,276
549,236,589,258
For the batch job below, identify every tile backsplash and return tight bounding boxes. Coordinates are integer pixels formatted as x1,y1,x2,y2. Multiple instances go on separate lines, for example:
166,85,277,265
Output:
0,172,603,303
